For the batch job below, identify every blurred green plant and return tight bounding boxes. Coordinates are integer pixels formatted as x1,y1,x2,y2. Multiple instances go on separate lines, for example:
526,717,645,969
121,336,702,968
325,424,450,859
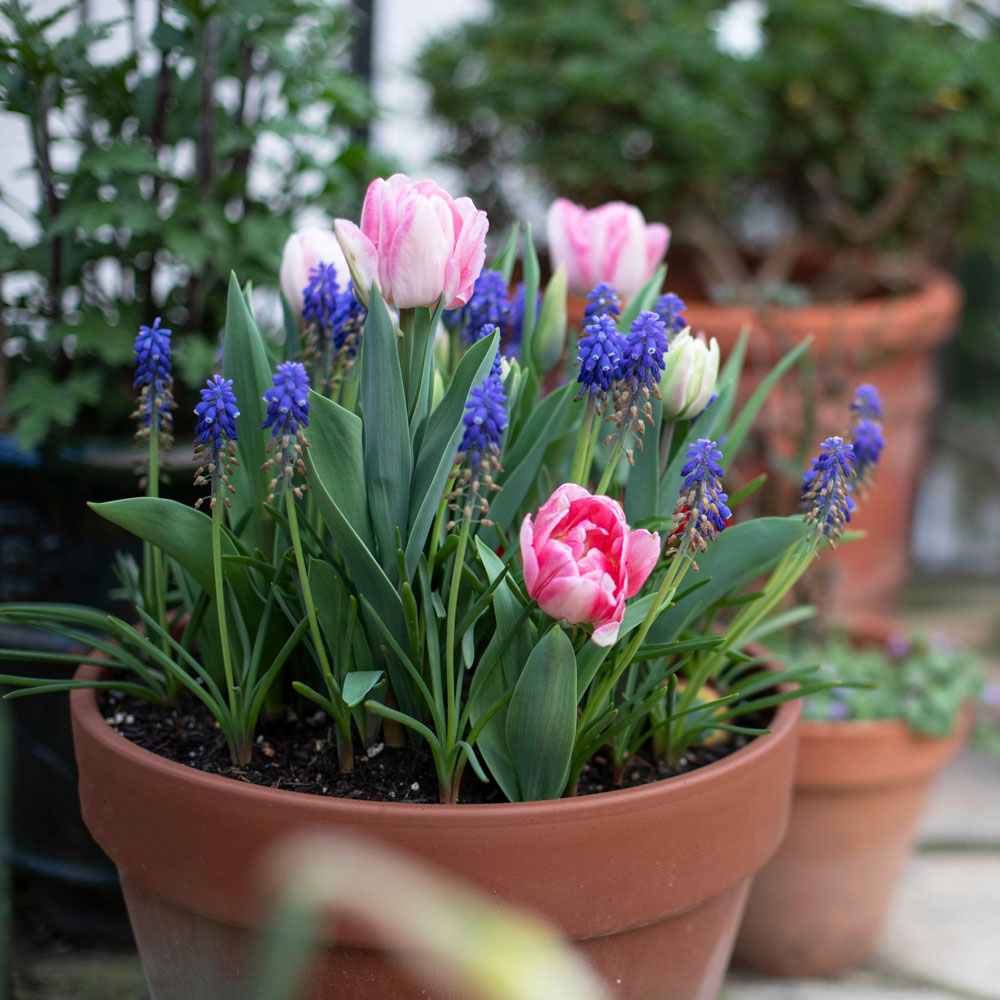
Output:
419,0,1000,304
0,0,382,450
254,833,608,1000
803,631,986,739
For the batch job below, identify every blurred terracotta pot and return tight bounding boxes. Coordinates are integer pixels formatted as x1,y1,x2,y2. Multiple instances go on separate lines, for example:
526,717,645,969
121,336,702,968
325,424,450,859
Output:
71,665,801,1000
681,270,962,616
733,616,966,977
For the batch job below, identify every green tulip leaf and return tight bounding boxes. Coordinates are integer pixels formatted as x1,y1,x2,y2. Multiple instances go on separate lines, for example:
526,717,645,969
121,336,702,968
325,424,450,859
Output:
505,624,577,801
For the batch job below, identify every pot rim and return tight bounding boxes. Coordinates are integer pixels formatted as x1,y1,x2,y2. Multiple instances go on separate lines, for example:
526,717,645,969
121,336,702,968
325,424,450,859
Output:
71,662,801,815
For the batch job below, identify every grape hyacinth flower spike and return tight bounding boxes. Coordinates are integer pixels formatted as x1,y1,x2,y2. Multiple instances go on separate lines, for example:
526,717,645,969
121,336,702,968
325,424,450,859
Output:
584,282,622,321
653,292,688,335
132,317,176,480
613,310,669,445
454,268,510,344
452,345,508,525
849,383,884,491
575,313,623,410
301,264,366,390
801,436,855,545
665,438,731,567
262,361,311,502
193,375,240,508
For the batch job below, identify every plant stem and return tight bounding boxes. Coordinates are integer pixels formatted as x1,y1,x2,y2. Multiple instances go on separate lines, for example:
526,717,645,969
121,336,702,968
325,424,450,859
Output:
444,511,472,754
211,495,241,762
569,398,595,485
658,418,675,479
285,487,353,771
594,430,627,496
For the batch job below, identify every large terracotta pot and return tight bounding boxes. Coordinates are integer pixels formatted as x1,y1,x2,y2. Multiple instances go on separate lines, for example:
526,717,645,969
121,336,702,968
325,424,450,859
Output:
732,616,966,977
71,665,802,1000
681,270,963,616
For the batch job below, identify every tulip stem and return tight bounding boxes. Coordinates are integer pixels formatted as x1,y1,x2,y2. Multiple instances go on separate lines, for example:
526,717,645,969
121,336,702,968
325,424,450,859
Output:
444,510,472,752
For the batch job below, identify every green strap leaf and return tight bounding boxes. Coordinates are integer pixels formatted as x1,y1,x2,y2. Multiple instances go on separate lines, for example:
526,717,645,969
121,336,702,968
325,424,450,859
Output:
306,392,374,552
505,625,577,801
342,670,385,708
221,273,274,551
405,331,498,579
360,289,412,580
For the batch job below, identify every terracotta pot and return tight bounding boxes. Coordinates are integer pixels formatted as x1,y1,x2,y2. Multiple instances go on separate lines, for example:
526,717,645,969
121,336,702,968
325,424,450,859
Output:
733,615,967,977
71,665,801,1000
570,271,963,614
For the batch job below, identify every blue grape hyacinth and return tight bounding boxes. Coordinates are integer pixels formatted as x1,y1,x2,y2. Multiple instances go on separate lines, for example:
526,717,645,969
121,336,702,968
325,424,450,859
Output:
802,436,855,544
584,283,622,321
454,268,511,344
453,347,508,523
620,310,669,395
193,375,240,507
666,439,731,563
575,313,623,405
262,361,311,501
848,384,884,489
653,292,688,334
132,318,175,469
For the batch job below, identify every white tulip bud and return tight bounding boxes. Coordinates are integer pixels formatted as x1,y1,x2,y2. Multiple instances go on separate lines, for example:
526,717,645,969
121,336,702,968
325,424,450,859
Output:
660,329,720,420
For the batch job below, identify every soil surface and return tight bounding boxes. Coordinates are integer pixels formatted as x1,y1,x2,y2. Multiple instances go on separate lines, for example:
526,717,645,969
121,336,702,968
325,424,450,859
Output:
101,690,771,805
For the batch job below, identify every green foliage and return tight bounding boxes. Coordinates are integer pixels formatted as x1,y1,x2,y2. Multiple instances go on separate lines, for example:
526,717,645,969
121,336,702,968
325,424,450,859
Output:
0,0,382,449
419,0,1000,298
802,632,985,738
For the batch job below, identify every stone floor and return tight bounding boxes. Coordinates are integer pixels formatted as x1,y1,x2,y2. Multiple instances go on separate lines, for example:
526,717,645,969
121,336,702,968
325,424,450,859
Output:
7,577,1000,999
724,583,1000,1000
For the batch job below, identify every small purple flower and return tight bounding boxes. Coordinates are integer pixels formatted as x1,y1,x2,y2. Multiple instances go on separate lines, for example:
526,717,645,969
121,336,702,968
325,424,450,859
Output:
885,634,910,660
802,436,855,543
458,349,508,473
454,268,511,344
575,313,623,402
620,310,669,394
132,318,175,449
262,361,311,500
262,361,311,441
193,375,240,507
584,283,622,321
666,438,730,560
851,384,883,421
195,376,240,452
133,317,172,389
653,292,688,334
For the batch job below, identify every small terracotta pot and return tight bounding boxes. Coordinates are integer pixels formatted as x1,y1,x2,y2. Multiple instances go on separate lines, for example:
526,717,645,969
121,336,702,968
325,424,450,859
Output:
71,666,801,1000
570,271,963,615
733,616,967,977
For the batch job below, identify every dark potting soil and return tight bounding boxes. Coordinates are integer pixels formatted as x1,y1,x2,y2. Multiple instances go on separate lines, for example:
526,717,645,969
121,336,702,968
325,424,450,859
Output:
101,689,772,805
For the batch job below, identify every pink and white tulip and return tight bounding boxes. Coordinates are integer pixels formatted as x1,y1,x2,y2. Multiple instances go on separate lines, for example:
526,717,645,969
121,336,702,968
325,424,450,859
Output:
334,173,488,311
520,484,661,646
280,227,348,320
546,198,670,300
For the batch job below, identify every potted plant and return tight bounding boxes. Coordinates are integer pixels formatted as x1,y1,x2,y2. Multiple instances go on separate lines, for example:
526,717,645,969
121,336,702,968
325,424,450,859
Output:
417,0,1000,614
733,615,988,977
3,174,883,1000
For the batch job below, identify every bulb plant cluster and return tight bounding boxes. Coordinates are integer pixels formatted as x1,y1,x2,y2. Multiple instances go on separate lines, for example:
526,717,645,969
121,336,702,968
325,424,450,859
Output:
1,176,885,804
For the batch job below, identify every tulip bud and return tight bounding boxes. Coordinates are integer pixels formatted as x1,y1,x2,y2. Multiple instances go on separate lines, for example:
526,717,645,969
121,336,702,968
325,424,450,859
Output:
280,227,347,320
659,330,720,420
531,265,568,374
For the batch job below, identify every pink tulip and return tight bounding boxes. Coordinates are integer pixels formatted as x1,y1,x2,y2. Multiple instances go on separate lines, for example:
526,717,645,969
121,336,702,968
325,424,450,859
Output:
280,227,348,319
520,484,661,646
333,174,489,311
546,198,670,300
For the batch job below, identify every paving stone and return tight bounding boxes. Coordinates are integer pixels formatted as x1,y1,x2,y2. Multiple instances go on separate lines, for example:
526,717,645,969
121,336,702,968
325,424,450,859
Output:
919,750,1000,845
873,853,1000,999
724,975,963,1000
